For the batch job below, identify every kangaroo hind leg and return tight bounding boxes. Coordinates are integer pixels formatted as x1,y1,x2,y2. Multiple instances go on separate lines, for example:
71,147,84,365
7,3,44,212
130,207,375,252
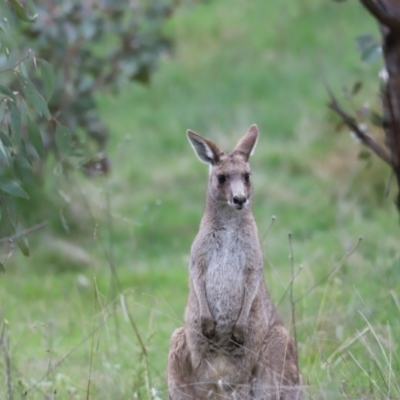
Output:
167,327,198,400
252,325,302,400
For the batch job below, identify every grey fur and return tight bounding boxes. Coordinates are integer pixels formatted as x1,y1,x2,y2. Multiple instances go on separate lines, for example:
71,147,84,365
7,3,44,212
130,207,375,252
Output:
167,125,302,400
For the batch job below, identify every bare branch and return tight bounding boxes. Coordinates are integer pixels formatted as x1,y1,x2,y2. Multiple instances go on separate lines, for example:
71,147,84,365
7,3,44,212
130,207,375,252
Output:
0,221,48,244
326,85,393,166
0,53,32,75
360,0,400,31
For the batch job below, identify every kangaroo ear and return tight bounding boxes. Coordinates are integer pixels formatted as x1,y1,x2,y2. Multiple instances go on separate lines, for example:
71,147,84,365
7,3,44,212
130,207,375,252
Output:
187,130,223,165
232,124,259,161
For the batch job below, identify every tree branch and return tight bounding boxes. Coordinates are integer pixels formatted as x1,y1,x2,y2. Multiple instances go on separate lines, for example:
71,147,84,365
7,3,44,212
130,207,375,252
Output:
326,85,393,166
360,0,400,31
0,51,32,75
0,221,48,244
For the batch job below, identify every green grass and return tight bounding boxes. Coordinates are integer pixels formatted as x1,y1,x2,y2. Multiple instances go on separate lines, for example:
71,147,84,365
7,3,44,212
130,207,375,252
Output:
1,0,400,398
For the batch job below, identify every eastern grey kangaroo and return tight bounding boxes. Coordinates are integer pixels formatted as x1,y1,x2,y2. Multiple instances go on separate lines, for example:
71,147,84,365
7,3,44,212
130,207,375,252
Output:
167,125,302,399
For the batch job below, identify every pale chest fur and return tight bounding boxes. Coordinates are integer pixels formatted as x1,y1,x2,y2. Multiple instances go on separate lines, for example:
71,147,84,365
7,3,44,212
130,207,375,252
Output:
195,225,259,332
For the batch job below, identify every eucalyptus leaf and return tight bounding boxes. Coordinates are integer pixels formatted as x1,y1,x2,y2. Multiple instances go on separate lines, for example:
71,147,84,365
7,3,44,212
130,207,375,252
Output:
351,81,362,96
55,123,71,154
14,155,33,182
3,196,17,228
362,45,382,64
8,100,21,145
358,150,372,160
26,0,37,22
19,136,28,159
17,236,30,256
0,85,16,102
370,112,383,127
39,59,55,101
16,224,30,256
0,131,13,148
0,15,11,37
19,61,29,78
356,34,381,64
9,0,38,22
0,31,14,59
356,34,376,53
19,97,28,123
0,138,11,165
0,100,6,122
0,0,11,17
0,179,29,199
27,120,44,158
18,75,51,119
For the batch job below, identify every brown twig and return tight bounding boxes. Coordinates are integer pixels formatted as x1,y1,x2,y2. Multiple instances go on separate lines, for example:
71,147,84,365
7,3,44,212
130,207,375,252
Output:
0,51,32,75
326,84,393,166
0,221,48,244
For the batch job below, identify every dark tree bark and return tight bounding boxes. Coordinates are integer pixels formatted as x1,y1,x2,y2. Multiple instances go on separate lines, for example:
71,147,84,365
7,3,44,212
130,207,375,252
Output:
329,0,400,212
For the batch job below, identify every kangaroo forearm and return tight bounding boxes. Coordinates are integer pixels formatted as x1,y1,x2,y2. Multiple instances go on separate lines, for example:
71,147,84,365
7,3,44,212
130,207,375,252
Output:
190,263,212,318
238,269,261,322
193,281,211,317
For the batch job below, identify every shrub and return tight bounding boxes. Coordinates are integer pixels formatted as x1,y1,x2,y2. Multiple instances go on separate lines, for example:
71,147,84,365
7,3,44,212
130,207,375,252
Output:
0,0,181,258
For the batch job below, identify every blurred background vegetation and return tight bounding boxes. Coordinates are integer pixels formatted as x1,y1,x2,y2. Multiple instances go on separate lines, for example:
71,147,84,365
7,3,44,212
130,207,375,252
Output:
1,0,399,399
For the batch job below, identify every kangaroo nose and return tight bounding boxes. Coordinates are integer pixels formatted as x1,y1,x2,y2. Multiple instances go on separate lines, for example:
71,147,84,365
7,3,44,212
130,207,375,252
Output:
233,195,246,206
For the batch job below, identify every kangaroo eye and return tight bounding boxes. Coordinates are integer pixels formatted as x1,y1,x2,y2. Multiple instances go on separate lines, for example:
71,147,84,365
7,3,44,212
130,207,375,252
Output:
244,173,250,182
217,174,226,185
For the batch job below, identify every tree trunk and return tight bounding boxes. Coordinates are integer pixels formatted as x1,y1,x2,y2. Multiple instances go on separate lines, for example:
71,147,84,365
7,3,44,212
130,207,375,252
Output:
360,0,400,210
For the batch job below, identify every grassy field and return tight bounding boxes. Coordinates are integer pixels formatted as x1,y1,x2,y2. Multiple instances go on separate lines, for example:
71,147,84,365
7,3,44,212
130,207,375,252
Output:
1,0,400,398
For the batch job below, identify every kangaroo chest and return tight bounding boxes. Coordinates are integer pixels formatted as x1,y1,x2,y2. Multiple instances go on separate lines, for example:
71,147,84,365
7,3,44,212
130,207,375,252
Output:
205,228,249,328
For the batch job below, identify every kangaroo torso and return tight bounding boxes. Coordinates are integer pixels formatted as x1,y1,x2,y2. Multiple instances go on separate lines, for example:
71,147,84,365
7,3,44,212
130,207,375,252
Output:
205,225,246,328
189,211,266,335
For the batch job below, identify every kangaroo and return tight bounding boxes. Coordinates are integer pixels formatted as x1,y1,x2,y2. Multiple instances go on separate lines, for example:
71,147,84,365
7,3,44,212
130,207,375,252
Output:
167,125,302,400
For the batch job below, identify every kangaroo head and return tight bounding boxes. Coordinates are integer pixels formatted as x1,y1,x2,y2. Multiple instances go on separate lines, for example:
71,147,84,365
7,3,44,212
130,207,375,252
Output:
187,124,258,211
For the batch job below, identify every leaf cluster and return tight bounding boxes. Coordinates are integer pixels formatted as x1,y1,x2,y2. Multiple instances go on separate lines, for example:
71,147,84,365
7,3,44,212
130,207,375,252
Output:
0,1,71,257
0,0,179,258
16,0,177,169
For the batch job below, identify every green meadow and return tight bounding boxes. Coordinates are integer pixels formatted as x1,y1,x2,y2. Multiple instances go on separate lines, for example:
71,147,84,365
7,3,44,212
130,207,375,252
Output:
1,0,400,398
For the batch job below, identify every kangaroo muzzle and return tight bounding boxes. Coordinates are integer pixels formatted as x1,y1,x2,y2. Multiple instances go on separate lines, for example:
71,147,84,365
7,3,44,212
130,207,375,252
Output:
230,180,248,210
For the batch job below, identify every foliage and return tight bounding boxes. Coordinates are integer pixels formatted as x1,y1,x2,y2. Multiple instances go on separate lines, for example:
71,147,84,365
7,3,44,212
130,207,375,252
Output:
0,0,180,255
0,0,63,257
15,0,178,174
